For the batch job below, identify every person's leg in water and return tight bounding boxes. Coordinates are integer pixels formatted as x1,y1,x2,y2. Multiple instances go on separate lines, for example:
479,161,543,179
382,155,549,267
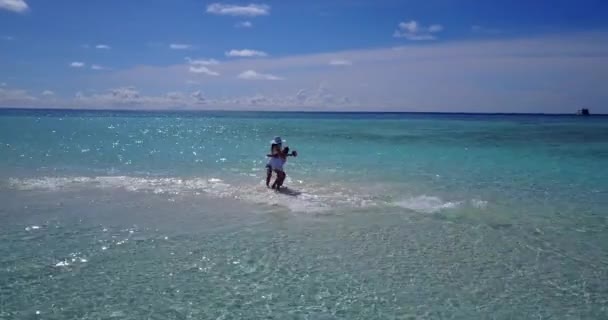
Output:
265,164,273,187
271,170,279,189
272,170,286,190
277,171,286,189
280,170,288,188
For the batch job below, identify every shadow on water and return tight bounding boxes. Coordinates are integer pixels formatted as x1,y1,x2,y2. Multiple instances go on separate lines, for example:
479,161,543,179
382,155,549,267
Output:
277,187,302,197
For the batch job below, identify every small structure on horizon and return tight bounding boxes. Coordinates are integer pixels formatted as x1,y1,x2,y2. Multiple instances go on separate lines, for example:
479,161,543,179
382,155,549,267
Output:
577,108,590,116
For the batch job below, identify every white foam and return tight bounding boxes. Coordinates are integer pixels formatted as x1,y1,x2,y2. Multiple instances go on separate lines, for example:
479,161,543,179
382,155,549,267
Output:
55,260,70,267
7,175,483,215
9,176,380,213
394,195,462,214
471,199,488,209
9,176,216,194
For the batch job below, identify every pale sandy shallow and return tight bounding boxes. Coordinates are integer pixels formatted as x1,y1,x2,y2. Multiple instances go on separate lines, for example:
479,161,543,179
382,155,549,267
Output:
1,186,607,319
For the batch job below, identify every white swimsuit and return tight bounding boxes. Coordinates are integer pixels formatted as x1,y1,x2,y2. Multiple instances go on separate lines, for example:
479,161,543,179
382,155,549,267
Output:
268,156,284,171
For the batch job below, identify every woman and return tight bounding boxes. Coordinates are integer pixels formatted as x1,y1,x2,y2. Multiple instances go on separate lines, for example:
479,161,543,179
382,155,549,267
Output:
265,136,297,189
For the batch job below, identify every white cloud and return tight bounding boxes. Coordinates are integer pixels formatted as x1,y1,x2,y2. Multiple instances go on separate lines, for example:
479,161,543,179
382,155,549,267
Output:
291,85,353,108
329,59,352,66
202,86,353,109
237,70,283,80
42,90,55,96
170,43,193,50
206,3,270,17
165,91,185,100
189,66,220,76
70,62,85,68
186,58,220,76
185,57,219,65
72,87,216,109
91,64,104,70
108,87,140,101
0,87,36,105
226,49,268,57
393,20,443,40
191,90,206,104
75,87,142,106
235,21,253,28
95,44,111,49
0,0,29,13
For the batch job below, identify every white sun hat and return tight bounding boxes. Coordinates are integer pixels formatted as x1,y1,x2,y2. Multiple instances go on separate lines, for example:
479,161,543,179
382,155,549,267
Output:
270,136,286,145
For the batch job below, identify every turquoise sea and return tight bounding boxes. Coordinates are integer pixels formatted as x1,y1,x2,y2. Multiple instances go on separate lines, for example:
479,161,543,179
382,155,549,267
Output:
1,109,607,319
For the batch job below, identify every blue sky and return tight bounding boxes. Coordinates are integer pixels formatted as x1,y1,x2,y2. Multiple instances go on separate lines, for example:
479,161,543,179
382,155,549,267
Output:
1,0,608,112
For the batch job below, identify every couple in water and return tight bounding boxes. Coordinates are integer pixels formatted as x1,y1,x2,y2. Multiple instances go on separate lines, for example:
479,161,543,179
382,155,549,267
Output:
265,136,297,190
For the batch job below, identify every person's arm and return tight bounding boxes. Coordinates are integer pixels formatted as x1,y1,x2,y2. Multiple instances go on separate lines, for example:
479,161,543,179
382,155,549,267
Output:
267,148,280,157
281,147,297,157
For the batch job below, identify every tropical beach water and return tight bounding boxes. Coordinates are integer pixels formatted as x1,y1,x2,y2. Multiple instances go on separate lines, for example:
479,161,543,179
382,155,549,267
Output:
1,109,607,319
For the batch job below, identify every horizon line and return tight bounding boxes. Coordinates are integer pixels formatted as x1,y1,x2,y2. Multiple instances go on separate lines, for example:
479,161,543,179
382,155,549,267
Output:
0,107,605,116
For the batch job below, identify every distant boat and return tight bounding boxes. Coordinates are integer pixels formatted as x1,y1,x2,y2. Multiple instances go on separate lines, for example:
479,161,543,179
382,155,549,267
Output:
577,108,590,116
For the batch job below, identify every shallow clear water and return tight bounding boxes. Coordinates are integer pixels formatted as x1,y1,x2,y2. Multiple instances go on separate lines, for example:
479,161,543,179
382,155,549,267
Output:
1,110,607,319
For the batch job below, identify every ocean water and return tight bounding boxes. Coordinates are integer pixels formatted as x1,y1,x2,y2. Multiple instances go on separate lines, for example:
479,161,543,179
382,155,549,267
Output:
1,109,607,319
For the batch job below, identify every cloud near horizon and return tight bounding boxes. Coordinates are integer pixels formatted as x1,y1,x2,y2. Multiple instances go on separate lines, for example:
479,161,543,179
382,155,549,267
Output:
0,87,36,104
63,84,352,110
2,32,608,113
237,70,283,80
329,59,352,66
